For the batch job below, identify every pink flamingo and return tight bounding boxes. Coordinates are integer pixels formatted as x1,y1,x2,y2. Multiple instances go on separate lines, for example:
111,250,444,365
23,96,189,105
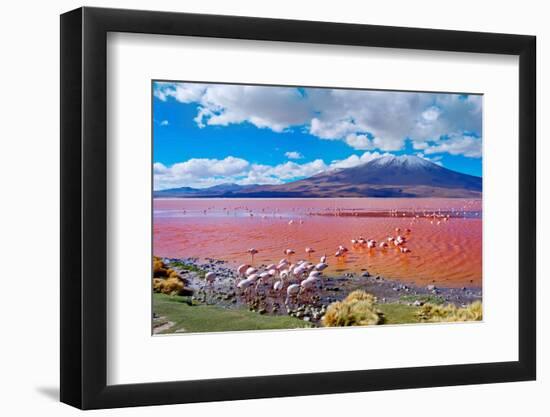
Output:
315,262,328,271
305,247,315,257
284,248,295,261
247,248,258,263
237,264,250,276
286,283,301,306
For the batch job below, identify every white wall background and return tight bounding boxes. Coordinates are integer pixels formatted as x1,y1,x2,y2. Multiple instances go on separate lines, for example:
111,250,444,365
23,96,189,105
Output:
0,0,545,415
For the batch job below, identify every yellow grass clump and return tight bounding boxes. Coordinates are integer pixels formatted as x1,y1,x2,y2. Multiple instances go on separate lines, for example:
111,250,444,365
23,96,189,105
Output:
344,290,377,305
417,301,482,323
322,290,383,327
152,257,192,296
153,256,171,277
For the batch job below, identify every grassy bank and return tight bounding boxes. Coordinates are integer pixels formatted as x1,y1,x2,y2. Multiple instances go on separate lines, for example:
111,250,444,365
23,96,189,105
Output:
153,293,423,333
378,303,420,325
153,293,314,333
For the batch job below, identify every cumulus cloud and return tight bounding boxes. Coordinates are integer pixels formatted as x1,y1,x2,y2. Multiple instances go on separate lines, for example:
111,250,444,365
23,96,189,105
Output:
154,151,388,190
330,151,390,169
159,120,169,126
423,134,482,158
154,82,482,158
415,152,444,166
285,151,303,159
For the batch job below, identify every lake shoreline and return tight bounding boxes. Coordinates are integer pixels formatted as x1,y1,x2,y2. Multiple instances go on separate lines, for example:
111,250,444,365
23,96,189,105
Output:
155,256,482,330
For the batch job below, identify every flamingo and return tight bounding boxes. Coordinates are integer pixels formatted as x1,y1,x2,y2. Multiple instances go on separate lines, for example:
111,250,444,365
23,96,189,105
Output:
237,278,253,289
315,262,328,271
367,239,377,249
237,264,250,276
284,248,295,261
245,267,257,276
400,247,411,253
247,273,260,282
308,270,322,279
320,254,327,263
286,283,301,305
305,247,315,257
273,280,284,292
205,272,216,286
247,248,258,263
379,242,388,249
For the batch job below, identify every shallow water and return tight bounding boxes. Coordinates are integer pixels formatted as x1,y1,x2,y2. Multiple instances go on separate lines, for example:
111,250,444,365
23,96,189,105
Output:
153,198,482,288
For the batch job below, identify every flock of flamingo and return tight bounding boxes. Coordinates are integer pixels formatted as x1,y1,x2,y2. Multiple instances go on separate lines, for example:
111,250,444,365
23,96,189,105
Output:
200,226,419,307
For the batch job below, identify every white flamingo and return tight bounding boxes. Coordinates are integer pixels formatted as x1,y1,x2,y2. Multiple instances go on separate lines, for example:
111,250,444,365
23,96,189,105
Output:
286,283,300,305
237,264,250,276
315,262,328,271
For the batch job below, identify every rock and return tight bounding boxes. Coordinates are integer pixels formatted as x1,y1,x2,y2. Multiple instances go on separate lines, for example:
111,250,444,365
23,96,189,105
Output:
303,316,311,322
413,300,424,306
258,308,267,315
362,271,371,277
426,285,436,291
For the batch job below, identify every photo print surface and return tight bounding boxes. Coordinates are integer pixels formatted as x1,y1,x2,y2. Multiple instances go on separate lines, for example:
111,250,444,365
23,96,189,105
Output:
152,81,483,334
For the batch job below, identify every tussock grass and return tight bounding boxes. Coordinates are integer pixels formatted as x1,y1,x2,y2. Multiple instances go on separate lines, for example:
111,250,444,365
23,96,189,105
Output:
345,290,377,305
322,290,383,327
153,257,192,296
417,301,482,323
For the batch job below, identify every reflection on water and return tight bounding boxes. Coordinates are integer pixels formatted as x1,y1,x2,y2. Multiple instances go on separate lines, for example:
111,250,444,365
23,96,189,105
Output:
153,198,482,288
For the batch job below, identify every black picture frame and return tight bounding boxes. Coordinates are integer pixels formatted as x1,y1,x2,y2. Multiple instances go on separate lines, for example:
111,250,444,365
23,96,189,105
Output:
60,6,536,410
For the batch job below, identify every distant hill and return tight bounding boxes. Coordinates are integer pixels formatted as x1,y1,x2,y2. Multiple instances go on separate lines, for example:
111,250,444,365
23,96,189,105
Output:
154,155,482,198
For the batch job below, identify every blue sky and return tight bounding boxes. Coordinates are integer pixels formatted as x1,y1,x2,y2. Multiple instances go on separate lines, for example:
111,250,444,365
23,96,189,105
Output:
153,81,482,190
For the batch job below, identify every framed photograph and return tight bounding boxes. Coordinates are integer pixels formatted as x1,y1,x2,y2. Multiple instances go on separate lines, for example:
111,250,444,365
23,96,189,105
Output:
60,6,536,409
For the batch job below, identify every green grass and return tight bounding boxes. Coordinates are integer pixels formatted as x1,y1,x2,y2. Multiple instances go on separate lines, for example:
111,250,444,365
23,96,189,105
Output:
399,294,445,305
153,293,313,333
378,303,420,325
168,261,206,278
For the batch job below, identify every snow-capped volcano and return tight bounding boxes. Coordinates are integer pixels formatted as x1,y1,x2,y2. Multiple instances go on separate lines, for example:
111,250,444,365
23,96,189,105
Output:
155,155,482,198
367,154,435,169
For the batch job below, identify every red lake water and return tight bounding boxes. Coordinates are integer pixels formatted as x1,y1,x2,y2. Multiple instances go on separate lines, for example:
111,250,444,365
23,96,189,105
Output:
153,198,482,288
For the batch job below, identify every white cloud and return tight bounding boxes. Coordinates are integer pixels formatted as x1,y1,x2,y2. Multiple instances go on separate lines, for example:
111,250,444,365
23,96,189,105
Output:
344,133,374,150
421,106,441,122
285,151,303,159
415,152,444,166
153,151,392,190
423,134,482,158
330,151,390,169
159,120,169,126
154,82,483,158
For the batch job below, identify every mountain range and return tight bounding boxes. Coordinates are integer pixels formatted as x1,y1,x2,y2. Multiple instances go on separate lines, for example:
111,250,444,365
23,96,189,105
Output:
154,155,482,198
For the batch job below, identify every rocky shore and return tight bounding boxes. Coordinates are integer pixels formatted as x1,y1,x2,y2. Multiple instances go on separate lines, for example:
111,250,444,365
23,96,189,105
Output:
158,256,482,326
